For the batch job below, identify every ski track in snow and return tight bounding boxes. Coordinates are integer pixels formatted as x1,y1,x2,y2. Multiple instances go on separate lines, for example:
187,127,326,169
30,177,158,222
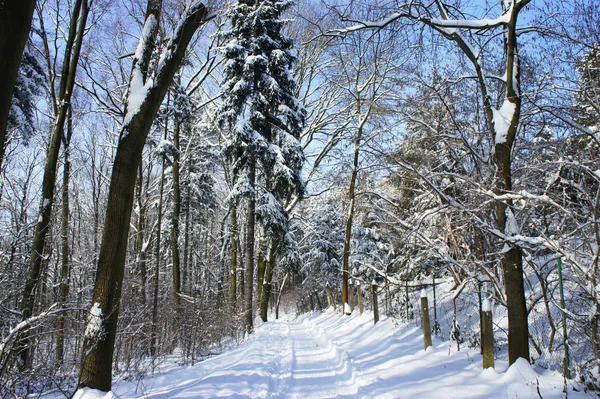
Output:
94,311,585,399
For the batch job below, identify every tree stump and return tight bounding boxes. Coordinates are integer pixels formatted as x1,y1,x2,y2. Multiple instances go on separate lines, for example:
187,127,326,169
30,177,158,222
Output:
420,290,432,350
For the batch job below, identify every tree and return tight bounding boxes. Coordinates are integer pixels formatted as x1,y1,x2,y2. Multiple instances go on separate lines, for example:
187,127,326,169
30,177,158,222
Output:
218,0,305,330
77,0,210,391
17,0,90,369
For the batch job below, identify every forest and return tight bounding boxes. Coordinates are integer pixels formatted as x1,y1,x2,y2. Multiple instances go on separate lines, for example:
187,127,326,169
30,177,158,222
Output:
0,0,599,396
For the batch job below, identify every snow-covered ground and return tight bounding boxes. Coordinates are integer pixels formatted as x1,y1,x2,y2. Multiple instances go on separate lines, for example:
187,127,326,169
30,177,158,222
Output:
72,310,587,398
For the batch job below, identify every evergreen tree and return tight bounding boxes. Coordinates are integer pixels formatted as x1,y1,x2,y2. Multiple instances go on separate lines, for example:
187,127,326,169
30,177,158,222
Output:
8,48,44,144
218,0,305,329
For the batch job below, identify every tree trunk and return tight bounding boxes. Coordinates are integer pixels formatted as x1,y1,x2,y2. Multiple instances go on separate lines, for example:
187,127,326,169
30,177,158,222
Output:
171,120,181,307
182,182,191,295
0,0,37,168
341,132,362,315
495,129,529,364
256,245,266,306
150,157,166,357
78,2,209,391
18,0,89,368
259,243,275,322
372,283,379,325
230,205,238,311
493,4,529,364
244,160,256,333
56,107,73,369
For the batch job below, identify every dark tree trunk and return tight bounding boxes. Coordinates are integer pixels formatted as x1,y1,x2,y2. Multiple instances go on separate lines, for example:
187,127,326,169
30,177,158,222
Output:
0,0,37,168
77,2,209,391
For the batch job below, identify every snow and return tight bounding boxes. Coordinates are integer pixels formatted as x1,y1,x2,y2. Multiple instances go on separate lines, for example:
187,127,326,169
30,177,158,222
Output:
492,99,516,144
482,298,492,312
344,302,352,314
123,15,157,127
84,302,103,339
59,312,583,399
72,388,115,399
420,289,427,298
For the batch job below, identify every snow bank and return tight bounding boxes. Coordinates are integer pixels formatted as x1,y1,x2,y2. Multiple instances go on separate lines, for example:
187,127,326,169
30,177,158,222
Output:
53,312,583,399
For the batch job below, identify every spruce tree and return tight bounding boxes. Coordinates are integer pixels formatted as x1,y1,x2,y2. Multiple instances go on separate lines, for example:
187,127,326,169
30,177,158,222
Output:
218,0,305,330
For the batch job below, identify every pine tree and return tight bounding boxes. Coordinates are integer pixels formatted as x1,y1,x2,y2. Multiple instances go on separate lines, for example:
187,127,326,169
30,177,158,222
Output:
218,0,305,330
7,48,44,144
0,0,37,168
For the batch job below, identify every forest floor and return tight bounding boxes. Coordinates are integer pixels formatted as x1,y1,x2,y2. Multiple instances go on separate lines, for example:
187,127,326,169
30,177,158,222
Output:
73,311,589,399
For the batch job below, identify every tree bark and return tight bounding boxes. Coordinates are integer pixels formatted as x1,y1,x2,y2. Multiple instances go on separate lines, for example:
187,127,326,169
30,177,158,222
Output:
0,0,37,168
78,1,209,391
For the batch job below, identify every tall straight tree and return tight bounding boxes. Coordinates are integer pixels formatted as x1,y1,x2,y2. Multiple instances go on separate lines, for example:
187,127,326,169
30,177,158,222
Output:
218,0,305,331
0,0,37,169
17,0,90,369
77,0,210,391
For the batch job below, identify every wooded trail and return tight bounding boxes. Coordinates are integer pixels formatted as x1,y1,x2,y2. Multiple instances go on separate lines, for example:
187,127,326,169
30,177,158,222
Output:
89,312,579,399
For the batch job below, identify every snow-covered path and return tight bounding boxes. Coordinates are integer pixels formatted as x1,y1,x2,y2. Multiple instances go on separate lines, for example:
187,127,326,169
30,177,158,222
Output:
98,311,585,399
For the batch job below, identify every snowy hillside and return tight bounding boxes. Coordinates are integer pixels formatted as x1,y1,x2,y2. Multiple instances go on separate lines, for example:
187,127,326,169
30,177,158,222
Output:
70,311,584,399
